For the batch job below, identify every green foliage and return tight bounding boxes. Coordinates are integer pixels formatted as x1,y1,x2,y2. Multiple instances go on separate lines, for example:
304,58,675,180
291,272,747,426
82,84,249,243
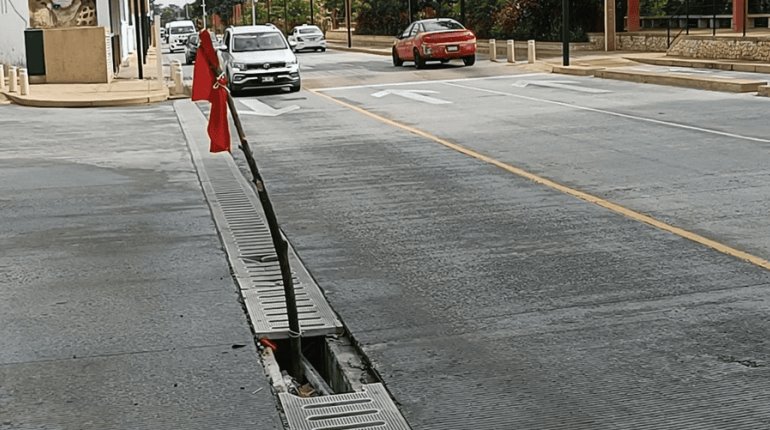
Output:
355,0,408,35
490,0,600,41
342,0,601,40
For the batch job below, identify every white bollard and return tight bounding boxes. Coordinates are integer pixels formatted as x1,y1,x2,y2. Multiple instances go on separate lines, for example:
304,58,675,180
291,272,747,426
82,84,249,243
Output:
527,40,536,64
19,68,29,95
0,65,5,91
507,40,515,63
173,69,184,95
8,67,17,93
489,39,497,62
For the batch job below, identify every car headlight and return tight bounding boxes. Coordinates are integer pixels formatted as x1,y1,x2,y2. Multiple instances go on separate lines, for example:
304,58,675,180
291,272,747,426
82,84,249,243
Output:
231,62,247,71
286,58,298,66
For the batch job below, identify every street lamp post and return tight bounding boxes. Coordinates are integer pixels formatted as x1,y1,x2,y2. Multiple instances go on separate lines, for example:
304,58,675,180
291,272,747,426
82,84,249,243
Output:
310,0,314,25
252,0,256,25
562,0,569,66
407,0,412,23
202,0,207,29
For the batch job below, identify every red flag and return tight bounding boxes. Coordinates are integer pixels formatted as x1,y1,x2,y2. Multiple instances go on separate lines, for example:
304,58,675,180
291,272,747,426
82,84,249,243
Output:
191,30,231,153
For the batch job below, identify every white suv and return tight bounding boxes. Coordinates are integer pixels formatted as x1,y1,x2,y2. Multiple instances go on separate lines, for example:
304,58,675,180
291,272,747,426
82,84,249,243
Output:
219,25,301,94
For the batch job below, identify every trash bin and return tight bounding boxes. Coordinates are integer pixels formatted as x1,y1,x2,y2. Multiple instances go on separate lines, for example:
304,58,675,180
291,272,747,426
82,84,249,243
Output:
24,29,46,77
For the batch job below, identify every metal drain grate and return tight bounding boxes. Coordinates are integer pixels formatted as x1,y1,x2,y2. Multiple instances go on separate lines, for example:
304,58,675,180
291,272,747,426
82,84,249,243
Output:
178,101,342,338
280,384,411,430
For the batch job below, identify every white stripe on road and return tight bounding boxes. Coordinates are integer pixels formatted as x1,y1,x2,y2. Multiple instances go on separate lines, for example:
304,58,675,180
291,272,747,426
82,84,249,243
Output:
445,82,770,144
316,73,547,92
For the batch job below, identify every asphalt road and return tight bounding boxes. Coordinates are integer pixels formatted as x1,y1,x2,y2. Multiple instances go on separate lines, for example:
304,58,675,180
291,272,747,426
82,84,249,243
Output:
220,50,770,429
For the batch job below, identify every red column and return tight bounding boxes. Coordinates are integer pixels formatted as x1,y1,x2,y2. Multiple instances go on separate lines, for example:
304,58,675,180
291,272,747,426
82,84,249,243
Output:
628,0,640,31
733,0,746,33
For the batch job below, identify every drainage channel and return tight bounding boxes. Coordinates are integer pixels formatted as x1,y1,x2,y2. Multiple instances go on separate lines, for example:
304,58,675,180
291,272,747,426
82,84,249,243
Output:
177,101,411,430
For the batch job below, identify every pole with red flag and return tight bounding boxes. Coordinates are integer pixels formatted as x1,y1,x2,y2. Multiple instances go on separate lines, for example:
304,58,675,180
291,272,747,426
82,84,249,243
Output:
191,30,304,382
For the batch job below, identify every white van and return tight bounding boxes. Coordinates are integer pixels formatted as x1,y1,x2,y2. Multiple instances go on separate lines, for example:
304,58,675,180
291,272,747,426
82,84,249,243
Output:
167,20,196,53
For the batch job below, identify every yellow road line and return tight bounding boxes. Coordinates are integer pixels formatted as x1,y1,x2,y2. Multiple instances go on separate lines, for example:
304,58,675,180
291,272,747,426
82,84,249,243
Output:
309,88,770,272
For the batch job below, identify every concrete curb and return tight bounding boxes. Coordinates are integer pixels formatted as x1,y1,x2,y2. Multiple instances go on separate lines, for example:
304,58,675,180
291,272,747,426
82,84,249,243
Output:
594,69,767,93
1,89,169,108
626,55,770,74
552,65,604,76
759,85,770,97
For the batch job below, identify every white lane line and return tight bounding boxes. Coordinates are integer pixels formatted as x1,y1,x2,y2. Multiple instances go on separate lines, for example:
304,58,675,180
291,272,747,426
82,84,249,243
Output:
317,73,547,92
371,89,452,104
445,82,770,144
512,80,612,94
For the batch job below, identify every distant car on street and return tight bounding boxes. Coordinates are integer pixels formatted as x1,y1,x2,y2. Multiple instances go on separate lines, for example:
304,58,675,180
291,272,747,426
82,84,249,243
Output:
184,33,199,64
185,31,222,64
392,18,476,68
218,25,301,94
287,24,326,52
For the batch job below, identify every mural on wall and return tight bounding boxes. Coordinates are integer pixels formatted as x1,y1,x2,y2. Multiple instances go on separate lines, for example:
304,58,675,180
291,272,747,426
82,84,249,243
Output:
29,0,96,28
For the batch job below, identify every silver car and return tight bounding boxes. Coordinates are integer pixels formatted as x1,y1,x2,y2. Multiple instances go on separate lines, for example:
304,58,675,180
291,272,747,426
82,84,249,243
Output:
219,25,301,93
287,24,327,53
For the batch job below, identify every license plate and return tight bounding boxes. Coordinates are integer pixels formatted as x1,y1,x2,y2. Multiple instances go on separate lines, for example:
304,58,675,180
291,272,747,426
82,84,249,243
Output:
447,45,459,52
262,76,274,83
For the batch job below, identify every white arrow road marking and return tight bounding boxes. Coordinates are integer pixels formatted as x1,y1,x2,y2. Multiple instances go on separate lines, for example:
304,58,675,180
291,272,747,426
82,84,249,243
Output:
238,98,301,117
512,80,611,94
371,89,452,104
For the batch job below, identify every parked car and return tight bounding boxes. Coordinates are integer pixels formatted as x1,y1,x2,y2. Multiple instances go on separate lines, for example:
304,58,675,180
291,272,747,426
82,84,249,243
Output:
287,24,326,52
184,33,199,64
160,27,166,41
218,25,301,94
392,18,476,69
167,20,196,53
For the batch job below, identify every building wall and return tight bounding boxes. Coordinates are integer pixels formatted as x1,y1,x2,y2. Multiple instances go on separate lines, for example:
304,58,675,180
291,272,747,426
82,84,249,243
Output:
0,0,29,66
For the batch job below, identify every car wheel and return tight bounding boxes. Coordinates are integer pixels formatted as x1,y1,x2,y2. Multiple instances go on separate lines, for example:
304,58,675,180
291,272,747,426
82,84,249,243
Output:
413,49,425,69
321,47,326,52
392,48,403,67
289,80,301,93
185,55,192,65
463,55,476,66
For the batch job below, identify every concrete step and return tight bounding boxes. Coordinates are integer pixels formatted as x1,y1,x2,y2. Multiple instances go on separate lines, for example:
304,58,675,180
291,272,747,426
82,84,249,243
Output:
593,68,767,92
626,54,770,73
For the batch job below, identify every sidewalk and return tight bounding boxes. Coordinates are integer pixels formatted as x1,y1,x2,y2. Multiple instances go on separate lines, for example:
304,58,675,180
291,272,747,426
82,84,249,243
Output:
0,103,282,429
1,47,169,107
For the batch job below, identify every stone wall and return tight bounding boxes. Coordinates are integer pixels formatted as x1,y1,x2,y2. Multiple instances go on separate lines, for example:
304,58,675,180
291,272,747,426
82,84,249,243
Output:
615,32,669,52
668,36,770,61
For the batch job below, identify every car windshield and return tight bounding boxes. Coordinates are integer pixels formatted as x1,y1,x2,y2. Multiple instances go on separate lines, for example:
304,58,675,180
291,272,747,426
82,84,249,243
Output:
233,33,287,51
299,27,321,34
422,20,464,31
170,26,195,34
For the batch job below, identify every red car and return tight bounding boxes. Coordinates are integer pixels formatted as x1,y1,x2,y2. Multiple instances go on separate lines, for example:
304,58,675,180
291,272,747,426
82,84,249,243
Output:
392,18,477,68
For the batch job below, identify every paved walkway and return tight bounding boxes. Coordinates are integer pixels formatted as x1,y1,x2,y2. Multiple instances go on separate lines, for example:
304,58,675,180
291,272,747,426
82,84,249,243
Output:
1,47,169,107
0,103,282,430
